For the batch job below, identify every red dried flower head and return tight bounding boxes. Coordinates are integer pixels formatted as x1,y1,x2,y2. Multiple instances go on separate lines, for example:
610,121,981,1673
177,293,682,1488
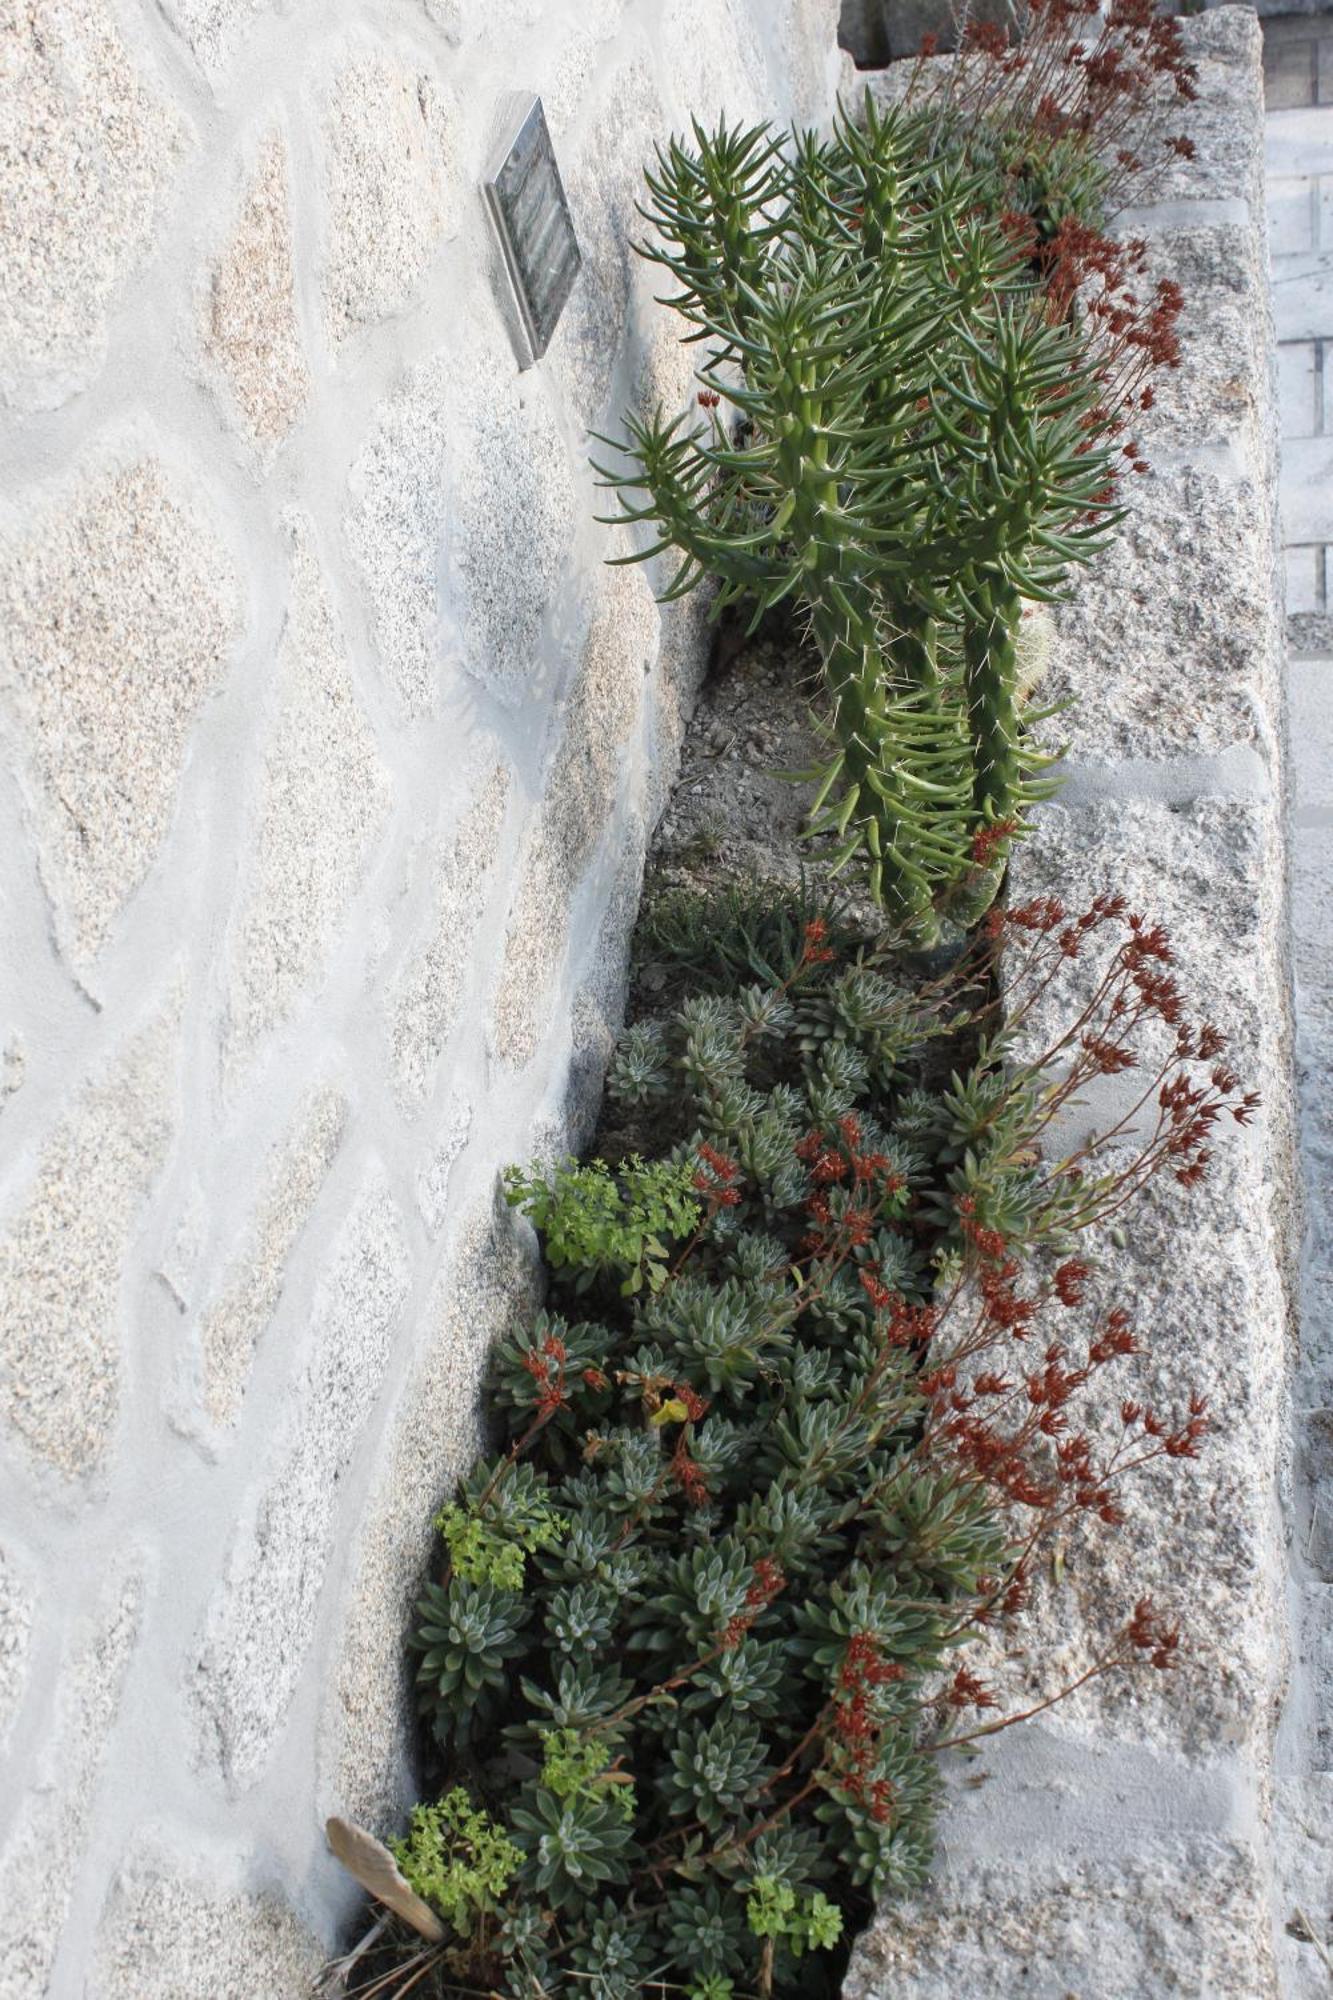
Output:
971,816,1019,868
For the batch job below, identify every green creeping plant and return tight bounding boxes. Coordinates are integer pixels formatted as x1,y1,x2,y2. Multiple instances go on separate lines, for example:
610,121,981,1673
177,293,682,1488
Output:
503,1153,700,1295
595,97,1119,942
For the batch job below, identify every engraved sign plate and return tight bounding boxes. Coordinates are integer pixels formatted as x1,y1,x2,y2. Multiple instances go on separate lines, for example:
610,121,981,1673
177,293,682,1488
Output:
484,95,581,364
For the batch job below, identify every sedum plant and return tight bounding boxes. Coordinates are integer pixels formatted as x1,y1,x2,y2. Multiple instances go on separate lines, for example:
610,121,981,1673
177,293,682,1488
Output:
347,888,1249,2000
596,99,1122,941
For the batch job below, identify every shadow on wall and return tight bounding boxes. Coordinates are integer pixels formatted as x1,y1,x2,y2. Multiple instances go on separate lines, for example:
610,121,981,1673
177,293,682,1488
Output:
837,0,1011,65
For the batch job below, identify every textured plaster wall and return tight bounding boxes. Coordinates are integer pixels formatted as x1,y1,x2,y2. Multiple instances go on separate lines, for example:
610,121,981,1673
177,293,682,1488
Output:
0,2,840,1993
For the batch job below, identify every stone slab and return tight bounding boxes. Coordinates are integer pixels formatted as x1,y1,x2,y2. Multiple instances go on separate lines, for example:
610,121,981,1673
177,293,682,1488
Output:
0,456,240,981
320,49,459,344
225,512,390,1073
388,760,510,1114
190,1174,409,1790
321,1193,539,1831
0,993,180,1483
346,335,576,712
200,131,310,461
1037,460,1279,768
491,559,658,1068
90,1849,324,2000
0,1,184,410
846,1832,1278,1998
191,1084,348,1433
0,1570,143,1998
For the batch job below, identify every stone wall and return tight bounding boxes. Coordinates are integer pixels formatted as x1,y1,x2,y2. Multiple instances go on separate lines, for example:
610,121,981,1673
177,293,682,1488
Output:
847,13,1309,1995
0,3,839,1993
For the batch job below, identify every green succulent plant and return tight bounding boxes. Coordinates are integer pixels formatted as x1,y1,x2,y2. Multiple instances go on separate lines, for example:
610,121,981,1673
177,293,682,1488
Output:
596,97,1118,940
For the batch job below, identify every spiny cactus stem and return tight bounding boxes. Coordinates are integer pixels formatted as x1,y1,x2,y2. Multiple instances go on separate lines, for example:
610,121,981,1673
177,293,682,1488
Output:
963,575,1024,828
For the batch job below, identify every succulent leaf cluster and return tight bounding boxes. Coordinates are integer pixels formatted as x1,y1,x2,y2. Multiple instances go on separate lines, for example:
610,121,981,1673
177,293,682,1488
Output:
399,899,1052,1999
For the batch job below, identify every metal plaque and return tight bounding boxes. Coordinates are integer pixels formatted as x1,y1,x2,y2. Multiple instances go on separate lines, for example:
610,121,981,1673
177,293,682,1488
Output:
483,95,581,364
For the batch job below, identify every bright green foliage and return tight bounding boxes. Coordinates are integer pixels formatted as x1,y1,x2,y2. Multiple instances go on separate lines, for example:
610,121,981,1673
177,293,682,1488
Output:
539,1727,637,1822
392,1792,520,1935
746,1877,844,1956
435,1462,567,1591
503,1153,700,1295
689,1979,736,2000
596,98,1118,939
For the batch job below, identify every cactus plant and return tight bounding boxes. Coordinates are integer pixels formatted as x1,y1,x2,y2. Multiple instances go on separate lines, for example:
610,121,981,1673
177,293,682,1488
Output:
596,98,1119,941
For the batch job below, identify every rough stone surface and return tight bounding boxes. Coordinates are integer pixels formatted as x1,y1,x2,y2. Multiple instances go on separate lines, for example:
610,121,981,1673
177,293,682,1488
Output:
413,1093,473,1236
552,60,668,426
492,561,658,1068
0,1036,24,1111
194,1085,348,1431
321,1192,538,1831
845,1834,1277,1998
191,1173,409,1790
346,336,577,712
0,995,179,1482
388,761,510,1113
1148,9,1267,211
226,512,391,1069
201,132,310,460
963,795,1286,1761
321,49,458,343
0,0,841,1979
91,1851,325,2000
0,458,239,979
1038,463,1278,768
158,0,280,77
0,1546,34,1752
0,1570,142,1998
0,1,182,410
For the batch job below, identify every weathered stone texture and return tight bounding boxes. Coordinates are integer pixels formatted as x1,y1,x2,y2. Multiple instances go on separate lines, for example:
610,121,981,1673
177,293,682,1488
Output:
191,1174,409,1790
195,1085,348,1431
846,1834,1277,1999
414,1094,473,1235
0,1546,34,1752
322,1194,537,1830
0,1036,24,1112
1039,462,1278,768
158,0,258,75
0,1,182,410
0,995,179,1482
346,339,576,712
226,513,390,1070
0,458,239,978
492,561,658,1067
1149,9,1265,211
0,1570,142,1998
201,132,310,460
564,807,654,1144
91,1852,324,2000
980,799,1287,1755
388,761,510,1113
322,50,458,343
659,0,770,127
552,60,667,425
0,0,841,1977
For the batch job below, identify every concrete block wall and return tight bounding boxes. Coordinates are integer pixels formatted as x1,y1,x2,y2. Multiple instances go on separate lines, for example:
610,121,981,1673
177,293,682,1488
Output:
0,2,840,1993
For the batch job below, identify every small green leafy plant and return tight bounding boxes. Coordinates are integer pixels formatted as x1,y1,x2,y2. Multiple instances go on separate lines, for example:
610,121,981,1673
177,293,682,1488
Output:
392,1791,521,1938
503,1154,700,1295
